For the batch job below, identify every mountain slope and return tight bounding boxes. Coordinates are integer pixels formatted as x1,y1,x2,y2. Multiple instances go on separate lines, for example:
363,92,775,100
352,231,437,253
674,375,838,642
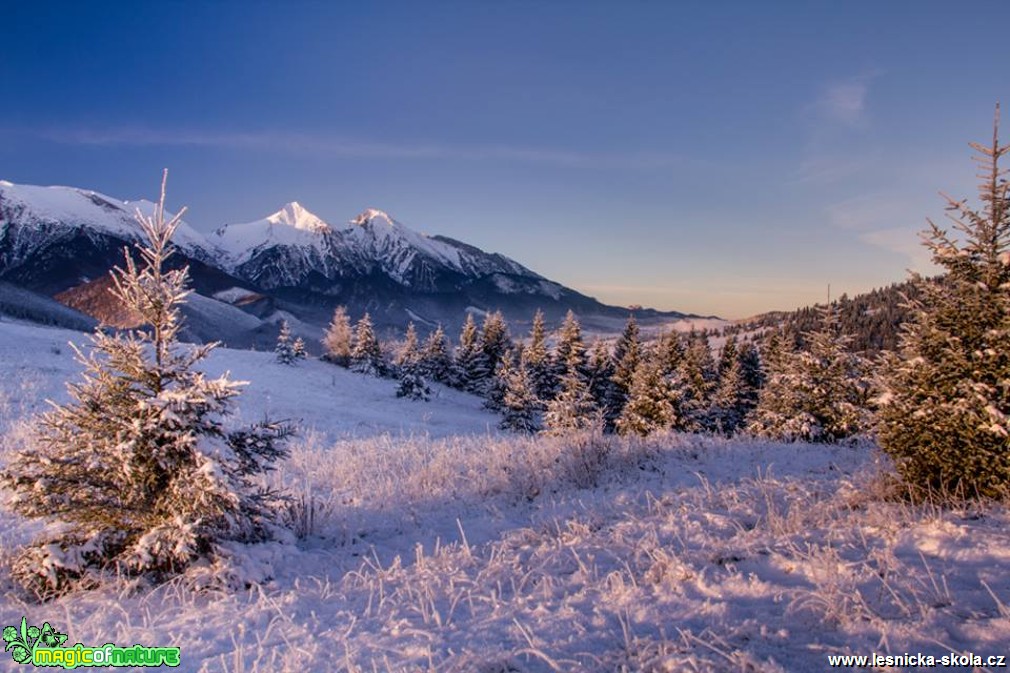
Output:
0,179,702,339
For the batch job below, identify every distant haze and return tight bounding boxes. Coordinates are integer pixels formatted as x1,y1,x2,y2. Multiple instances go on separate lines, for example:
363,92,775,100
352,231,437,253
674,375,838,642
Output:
1,2,1007,318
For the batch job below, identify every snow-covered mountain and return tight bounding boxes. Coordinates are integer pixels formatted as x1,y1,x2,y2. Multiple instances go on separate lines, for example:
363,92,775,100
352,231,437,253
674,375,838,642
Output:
0,179,700,341
212,204,547,293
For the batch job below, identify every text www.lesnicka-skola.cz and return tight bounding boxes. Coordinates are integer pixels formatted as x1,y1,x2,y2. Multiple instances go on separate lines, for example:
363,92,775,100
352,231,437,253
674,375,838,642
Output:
828,652,1006,668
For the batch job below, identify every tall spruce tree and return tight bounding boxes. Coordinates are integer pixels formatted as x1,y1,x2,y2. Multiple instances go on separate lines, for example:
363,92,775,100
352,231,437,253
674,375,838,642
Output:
479,310,512,378
453,313,488,393
543,312,600,435
616,355,677,436
748,307,867,442
524,309,556,401
350,313,384,376
418,324,452,384
0,174,292,597
321,305,353,367
676,330,717,431
499,351,542,433
395,322,421,370
877,110,1010,497
605,315,642,430
275,320,298,365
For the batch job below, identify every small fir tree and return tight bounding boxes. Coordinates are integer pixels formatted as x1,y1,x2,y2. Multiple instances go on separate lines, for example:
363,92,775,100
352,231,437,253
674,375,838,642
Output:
543,313,600,435
396,365,431,401
418,324,452,384
676,330,717,431
605,315,641,430
0,173,292,597
275,320,298,364
395,322,421,370
748,308,867,442
479,310,512,377
877,110,1010,497
553,310,587,384
321,306,352,366
350,312,384,376
499,352,542,433
616,356,677,436
524,309,556,401
453,313,489,393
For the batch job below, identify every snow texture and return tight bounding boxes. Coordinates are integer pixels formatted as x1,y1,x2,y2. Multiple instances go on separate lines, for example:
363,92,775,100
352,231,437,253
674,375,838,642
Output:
1,319,1007,671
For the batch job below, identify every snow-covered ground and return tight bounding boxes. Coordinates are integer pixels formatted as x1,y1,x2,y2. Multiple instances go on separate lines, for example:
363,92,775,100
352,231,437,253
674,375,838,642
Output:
1,319,1008,671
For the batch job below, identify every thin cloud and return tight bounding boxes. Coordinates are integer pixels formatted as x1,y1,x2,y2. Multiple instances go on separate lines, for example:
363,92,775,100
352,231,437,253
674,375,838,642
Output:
24,126,683,170
815,80,869,127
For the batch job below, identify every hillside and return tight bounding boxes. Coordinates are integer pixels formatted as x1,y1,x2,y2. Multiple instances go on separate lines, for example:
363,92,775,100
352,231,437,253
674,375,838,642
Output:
0,319,1007,671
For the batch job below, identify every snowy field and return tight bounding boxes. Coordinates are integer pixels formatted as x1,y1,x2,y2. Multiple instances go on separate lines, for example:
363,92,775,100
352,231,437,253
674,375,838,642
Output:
1,320,1009,671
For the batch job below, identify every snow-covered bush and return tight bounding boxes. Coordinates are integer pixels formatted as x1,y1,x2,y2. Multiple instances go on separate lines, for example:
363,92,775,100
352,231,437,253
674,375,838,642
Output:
877,112,1010,498
0,174,292,598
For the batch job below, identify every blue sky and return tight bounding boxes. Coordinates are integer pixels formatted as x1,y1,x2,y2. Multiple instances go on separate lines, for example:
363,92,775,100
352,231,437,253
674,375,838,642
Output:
1,1,1007,318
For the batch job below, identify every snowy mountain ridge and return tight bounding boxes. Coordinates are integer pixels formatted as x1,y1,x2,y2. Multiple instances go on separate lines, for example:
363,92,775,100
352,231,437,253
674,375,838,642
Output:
0,178,699,339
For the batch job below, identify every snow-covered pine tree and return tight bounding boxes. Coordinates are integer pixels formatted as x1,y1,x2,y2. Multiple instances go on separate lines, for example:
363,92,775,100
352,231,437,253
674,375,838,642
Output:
321,305,352,367
0,173,292,597
350,312,385,376
479,310,512,378
675,330,717,431
605,315,641,430
499,351,542,433
616,354,677,436
587,338,614,410
553,310,587,383
275,320,298,364
396,363,431,401
418,324,452,384
655,328,685,377
748,307,867,442
292,337,307,361
543,312,600,435
395,322,421,370
484,349,516,412
708,337,760,435
524,309,556,401
452,313,489,393
877,109,1010,498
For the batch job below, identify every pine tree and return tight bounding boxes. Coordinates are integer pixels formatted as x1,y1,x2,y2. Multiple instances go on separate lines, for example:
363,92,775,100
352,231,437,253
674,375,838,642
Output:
605,315,641,430
484,349,516,412
877,109,1010,497
321,305,352,367
453,313,488,393
479,310,512,377
553,310,587,384
616,356,677,436
499,352,542,433
395,322,421,370
748,307,867,442
543,312,600,435
396,365,431,402
0,173,292,597
350,312,384,376
587,338,614,410
709,339,761,436
418,324,452,384
676,330,717,431
275,320,298,365
524,309,556,401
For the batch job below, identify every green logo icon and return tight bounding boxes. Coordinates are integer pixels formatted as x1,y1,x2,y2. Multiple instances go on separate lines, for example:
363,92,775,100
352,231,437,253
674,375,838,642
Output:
3,617,68,664
2,616,179,668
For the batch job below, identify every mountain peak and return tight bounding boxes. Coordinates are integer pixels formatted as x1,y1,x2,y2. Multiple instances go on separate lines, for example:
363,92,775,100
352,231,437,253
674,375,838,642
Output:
351,208,395,227
267,202,329,232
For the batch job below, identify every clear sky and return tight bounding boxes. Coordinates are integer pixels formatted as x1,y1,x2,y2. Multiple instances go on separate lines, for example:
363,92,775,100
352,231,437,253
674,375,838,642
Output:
2,1,1008,318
